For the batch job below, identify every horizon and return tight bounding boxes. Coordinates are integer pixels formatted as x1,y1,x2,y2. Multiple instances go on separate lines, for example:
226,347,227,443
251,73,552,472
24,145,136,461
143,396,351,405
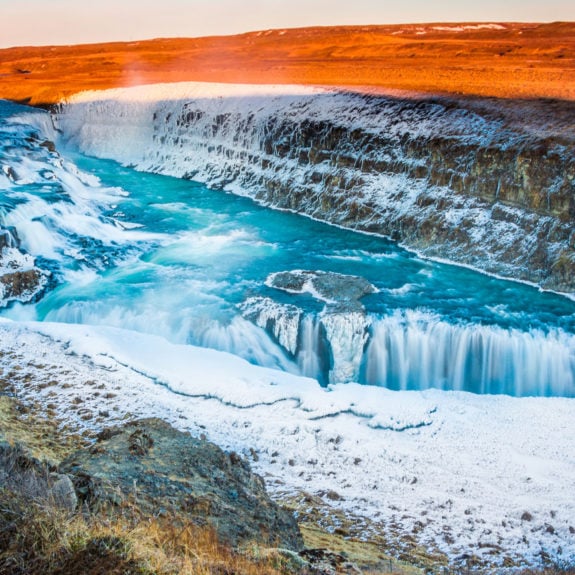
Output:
2,21,568,51
1,0,574,49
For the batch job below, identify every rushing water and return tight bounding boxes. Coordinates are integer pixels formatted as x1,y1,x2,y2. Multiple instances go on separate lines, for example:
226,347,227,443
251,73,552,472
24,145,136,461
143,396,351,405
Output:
3,152,575,397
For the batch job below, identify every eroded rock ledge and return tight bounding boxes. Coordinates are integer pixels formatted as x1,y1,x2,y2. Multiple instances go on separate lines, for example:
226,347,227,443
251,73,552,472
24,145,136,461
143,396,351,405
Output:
242,270,376,384
0,228,49,307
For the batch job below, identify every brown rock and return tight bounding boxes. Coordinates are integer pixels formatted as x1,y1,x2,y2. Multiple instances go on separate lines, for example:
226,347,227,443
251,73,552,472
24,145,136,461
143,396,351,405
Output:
59,418,303,550
0,268,45,301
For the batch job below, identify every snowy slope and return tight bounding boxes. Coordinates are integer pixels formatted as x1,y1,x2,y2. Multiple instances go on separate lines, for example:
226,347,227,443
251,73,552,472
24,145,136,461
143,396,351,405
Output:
1,318,574,570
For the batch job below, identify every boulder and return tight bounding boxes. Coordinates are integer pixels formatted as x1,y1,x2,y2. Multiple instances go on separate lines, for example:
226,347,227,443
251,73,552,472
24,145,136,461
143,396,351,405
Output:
267,269,376,313
59,418,303,550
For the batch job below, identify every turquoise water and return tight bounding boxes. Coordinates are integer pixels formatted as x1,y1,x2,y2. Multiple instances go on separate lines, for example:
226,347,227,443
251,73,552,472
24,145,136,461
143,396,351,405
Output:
4,153,575,396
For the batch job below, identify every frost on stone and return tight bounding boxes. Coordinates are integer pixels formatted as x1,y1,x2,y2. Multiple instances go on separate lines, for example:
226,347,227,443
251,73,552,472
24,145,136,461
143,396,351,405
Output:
0,244,48,307
240,297,303,356
266,269,376,310
243,270,375,384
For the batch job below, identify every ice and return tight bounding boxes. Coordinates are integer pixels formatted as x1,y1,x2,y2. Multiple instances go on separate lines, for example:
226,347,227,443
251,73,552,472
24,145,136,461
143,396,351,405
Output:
240,297,303,356
320,311,371,383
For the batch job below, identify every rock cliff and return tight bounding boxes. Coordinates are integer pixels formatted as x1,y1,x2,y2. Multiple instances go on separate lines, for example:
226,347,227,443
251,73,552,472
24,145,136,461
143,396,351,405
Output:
0,412,302,551
60,418,303,550
56,83,575,293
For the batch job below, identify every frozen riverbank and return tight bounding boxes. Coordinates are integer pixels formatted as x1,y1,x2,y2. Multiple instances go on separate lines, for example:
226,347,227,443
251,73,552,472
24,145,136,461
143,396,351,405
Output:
1,319,574,570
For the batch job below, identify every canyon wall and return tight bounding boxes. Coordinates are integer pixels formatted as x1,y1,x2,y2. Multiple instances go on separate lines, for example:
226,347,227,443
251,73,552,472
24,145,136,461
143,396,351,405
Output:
56,83,575,293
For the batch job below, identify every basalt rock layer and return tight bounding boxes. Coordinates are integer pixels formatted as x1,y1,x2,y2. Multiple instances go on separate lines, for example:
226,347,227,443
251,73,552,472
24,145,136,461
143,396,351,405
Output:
56,83,575,293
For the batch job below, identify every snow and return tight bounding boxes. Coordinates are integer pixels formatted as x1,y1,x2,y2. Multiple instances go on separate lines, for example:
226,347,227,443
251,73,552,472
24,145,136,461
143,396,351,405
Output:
240,297,303,356
0,247,36,276
432,24,506,32
403,23,506,38
1,318,574,568
266,270,338,304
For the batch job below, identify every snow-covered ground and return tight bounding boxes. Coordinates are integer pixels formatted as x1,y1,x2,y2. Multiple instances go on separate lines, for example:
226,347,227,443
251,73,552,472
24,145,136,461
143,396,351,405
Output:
1,318,574,569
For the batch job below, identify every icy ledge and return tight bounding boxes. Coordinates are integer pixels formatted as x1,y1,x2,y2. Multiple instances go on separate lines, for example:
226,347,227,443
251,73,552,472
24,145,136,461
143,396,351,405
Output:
55,82,575,294
1,319,574,570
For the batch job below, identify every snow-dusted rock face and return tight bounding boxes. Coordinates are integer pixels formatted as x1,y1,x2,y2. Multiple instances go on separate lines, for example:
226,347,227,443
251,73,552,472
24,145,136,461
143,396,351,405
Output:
56,82,575,293
0,241,49,307
266,269,376,310
243,270,376,385
240,297,303,357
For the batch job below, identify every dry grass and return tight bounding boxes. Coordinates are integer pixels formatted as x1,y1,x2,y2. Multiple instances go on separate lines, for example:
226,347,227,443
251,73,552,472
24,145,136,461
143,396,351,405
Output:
0,22,573,106
0,489,302,575
0,444,304,575
2,477,571,575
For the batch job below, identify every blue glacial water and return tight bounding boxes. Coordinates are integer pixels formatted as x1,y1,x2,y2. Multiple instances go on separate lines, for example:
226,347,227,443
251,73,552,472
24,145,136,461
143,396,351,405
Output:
4,153,575,397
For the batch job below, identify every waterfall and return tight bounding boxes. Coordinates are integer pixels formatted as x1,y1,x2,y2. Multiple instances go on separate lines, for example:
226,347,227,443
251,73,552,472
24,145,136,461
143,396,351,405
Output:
198,315,298,373
362,311,575,396
5,97,574,398
243,302,575,396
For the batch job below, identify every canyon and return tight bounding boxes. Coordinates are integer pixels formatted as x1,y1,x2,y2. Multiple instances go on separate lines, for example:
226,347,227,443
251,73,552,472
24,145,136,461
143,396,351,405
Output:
1,23,575,571
55,81,575,293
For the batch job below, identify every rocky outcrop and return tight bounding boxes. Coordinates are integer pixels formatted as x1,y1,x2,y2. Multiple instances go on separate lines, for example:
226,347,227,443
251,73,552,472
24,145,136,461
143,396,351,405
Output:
0,228,49,307
242,270,376,384
267,270,376,312
57,83,575,293
0,401,370,573
59,418,303,550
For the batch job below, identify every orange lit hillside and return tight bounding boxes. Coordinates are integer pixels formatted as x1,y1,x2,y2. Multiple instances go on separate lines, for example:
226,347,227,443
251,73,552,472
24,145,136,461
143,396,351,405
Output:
0,22,574,106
